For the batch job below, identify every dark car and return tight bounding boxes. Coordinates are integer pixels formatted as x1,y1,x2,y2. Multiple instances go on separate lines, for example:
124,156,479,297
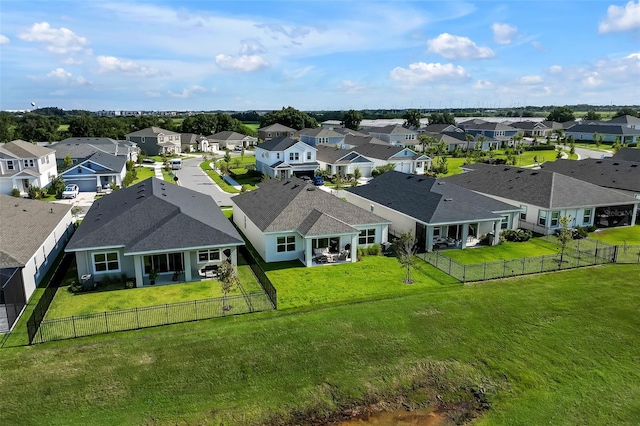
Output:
313,176,324,186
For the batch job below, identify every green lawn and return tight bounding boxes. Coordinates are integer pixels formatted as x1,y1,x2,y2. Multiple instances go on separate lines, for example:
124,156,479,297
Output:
443,239,561,264
0,265,638,425
200,160,240,193
243,123,260,131
132,166,155,183
589,224,640,245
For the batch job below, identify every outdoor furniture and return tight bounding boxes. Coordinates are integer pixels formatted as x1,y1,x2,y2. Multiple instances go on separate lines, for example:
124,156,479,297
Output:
200,264,219,278
338,250,349,261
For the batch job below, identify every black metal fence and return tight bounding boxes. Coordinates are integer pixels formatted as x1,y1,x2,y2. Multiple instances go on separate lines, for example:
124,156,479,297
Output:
615,243,640,263
420,243,617,283
30,292,273,344
26,253,74,343
239,245,277,309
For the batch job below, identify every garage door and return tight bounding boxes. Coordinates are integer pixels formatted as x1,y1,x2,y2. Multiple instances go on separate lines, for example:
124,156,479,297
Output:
396,162,412,173
66,178,97,192
293,170,314,178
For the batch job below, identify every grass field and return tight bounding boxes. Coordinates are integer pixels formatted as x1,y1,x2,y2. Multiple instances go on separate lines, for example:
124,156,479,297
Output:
588,224,640,245
0,264,638,425
200,160,240,193
443,238,561,264
132,165,155,183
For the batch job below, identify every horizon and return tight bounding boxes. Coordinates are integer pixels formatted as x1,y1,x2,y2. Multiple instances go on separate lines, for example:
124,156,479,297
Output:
1,1,639,111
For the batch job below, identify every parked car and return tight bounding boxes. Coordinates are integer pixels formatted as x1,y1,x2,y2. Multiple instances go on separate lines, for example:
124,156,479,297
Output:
301,175,312,183
62,184,80,199
233,145,243,151
313,176,324,186
142,158,155,164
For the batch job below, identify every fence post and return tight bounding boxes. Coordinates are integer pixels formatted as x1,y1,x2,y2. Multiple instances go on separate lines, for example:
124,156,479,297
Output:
72,316,77,338
135,307,140,329
483,262,487,281
104,312,108,333
165,304,169,324
521,258,525,275
503,260,507,278
194,300,198,320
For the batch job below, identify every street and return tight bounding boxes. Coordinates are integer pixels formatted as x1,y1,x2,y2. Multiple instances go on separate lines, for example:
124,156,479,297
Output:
173,155,236,206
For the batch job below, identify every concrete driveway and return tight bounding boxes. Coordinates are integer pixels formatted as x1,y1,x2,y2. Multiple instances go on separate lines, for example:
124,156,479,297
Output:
172,156,236,206
53,191,97,218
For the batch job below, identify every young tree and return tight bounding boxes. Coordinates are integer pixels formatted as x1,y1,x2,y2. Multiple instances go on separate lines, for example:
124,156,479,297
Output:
63,154,73,168
402,109,422,128
224,149,231,164
217,261,240,312
613,137,621,152
393,232,418,284
353,167,362,182
419,134,438,155
555,216,573,267
342,109,363,130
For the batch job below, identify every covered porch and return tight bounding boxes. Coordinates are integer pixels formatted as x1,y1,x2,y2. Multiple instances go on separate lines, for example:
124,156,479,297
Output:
417,219,503,252
302,233,358,267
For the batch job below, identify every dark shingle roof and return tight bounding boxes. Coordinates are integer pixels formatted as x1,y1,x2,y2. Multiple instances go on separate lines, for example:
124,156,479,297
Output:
612,147,640,162
332,128,368,137
367,124,418,135
79,151,127,173
541,158,640,192
315,145,372,164
296,209,358,236
608,115,640,125
355,143,411,161
232,178,389,233
58,137,121,145
258,123,296,132
347,171,518,224
565,124,640,136
126,127,179,137
257,136,299,151
444,163,637,209
66,178,243,253
0,195,71,267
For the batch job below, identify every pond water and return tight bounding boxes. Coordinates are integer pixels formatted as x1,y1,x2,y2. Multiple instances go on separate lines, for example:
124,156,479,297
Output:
336,408,445,426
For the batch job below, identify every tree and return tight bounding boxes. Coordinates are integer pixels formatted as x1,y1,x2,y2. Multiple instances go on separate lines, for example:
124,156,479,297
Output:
224,149,231,164
555,216,573,267
371,163,397,176
68,114,95,137
552,129,564,142
63,155,73,168
428,112,455,125
342,109,362,130
217,261,240,312
15,113,60,142
593,132,603,148
261,106,318,130
180,114,219,135
48,176,66,197
584,110,601,121
569,140,576,157
353,167,362,182
402,109,422,128
613,137,621,152
418,134,438,155
613,107,639,118
547,106,575,123
0,112,16,143
392,232,418,284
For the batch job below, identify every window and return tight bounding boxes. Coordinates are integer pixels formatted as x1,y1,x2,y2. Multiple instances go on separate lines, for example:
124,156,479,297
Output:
550,211,560,227
433,227,441,238
93,252,120,273
41,158,45,165
141,137,146,143
416,162,422,168
306,152,312,160
198,249,220,262
289,152,299,161
268,132,272,137
520,205,527,221
359,229,376,245
145,253,184,274
7,161,13,170
583,209,592,224
538,210,547,227
277,236,296,252
501,215,510,229
46,156,50,164
277,153,280,159
24,159,35,168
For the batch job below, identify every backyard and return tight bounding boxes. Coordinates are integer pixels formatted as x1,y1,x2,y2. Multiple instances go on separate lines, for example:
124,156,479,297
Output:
442,238,562,264
588,224,640,245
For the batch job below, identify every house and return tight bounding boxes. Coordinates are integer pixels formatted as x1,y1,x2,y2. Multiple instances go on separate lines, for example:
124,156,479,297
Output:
603,115,640,129
612,147,640,162
422,132,471,153
257,123,296,141
510,121,551,138
355,142,431,175
344,171,522,251
59,151,127,192
297,128,345,147
421,124,463,134
463,122,519,144
254,136,319,179
180,133,210,153
65,178,244,287
444,163,639,234
0,195,73,332
50,137,138,168
564,124,640,144
207,131,257,150
315,145,375,177
0,140,57,196
365,124,419,147
125,127,181,156
320,120,344,129
231,178,391,267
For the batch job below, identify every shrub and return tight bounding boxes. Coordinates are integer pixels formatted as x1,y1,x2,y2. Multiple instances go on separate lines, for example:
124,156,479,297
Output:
524,144,556,151
10,188,20,197
125,279,136,289
27,185,42,199
501,228,533,242
367,244,381,256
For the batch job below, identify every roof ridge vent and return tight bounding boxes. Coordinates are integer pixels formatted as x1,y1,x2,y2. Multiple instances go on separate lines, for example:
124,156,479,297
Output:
437,181,444,185
444,198,453,202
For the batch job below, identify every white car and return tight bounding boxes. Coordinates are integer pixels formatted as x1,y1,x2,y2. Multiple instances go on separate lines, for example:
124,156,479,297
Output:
62,184,79,199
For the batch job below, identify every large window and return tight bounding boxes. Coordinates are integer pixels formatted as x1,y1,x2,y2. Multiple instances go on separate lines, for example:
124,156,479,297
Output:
93,251,120,273
277,236,296,252
144,253,183,274
198,249,220,262
520,205,527,221
359,229,376,245
289,152,299,161
583,208,592,224
501,215,510,229
6,161,14,170
538,210,547,227
550,211,560,227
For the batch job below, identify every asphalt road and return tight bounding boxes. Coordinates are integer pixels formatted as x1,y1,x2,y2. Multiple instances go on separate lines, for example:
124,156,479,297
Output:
173,156,236,206
561,144,613,160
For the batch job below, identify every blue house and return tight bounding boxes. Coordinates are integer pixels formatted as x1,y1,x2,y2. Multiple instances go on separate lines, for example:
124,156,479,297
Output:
464,122,518,146
298,128,345,147
60,151,127,192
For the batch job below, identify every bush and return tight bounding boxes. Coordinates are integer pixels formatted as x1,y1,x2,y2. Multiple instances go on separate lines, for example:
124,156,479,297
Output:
501,228,533,242
524,144,556,151
27,185,42,199
10,188,20,197
366,244,381,256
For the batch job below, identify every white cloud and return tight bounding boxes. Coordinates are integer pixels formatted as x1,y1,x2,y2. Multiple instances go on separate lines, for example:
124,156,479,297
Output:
390,62,470,84
167,85,208,98
519,75,543,84
62,57,84,65
549,65,563,73
19,22,89,54
531,41,547,52
283,65,314,80
492,23,517,45
46,67,90,85
473,80,493,89
239,38,267,55
599,1,640,33
337,80,367,94
97,56,159,77
215,54,269,72
0,34,9,45
146,91,162,98
583,72,602,87
426,33,495,60
625,52,640,59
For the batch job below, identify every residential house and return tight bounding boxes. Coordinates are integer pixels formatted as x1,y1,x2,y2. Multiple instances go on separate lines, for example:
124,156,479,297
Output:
601,115,640,129
125,127,181,156
357,142,430,175
255,136,319,179
65,178,244,287
456,118,488,131
320,120,344,129
463,122,518,146
50,137,138,168
59,151,127,192
257,123,296,141
365,124,419,147
0,195,73,331
422,132,471,153
444,163,639,234
0,140,57,195
180,133,210,153
231,178,391,267
565,123,640,144
344,171,522,251
332,127,368,138
207,131,257,150
510,121,551,138
421,124,463,134
297,128,345,147
315,145,375,177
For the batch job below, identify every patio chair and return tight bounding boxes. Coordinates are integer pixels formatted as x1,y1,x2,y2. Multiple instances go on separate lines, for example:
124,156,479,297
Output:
338,250,349,261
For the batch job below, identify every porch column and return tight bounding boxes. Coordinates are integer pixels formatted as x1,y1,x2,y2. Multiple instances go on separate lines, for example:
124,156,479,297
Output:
493,220,501,245
426,226,434,252
631,204,638,226
229,247,238,267
183,251,192,282
305,238,313,267
461,223,469,249
350,234,358,263
133,255,144,287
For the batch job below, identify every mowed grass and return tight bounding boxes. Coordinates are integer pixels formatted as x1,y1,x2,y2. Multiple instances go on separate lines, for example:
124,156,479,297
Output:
589,224,640,245
0,265,638,425
200,160,240,193
132,165,155,183
443,238,561,264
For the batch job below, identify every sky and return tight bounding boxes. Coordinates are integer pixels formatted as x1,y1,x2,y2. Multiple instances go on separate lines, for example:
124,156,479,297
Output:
0,0,639,112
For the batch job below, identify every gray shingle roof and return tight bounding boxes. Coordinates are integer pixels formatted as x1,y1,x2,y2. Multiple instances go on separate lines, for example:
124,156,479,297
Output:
257,136,299,151
232,178,389,233
355,143,412,161
565,124,640,136
78,152,127,173
58,137,121,145
207,131,249,141
444,163,638,209
126,126,179,137
315,145,370,164
297,128,344,138
296,209,358,236
66,178,243,254
347,171,518,225
608,115,640,125
367,124,418,135
0,195,71,267
258,123,296,132
541,158,640,192
612,147,640,162
0,140,54,158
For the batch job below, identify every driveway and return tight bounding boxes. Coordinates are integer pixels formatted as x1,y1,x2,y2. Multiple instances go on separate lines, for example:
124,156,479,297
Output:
173,156,236,206
561,145,613,160
53,191,97,218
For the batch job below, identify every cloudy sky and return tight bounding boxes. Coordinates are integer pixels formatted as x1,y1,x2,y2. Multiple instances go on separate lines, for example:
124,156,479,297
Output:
1,0,639,111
